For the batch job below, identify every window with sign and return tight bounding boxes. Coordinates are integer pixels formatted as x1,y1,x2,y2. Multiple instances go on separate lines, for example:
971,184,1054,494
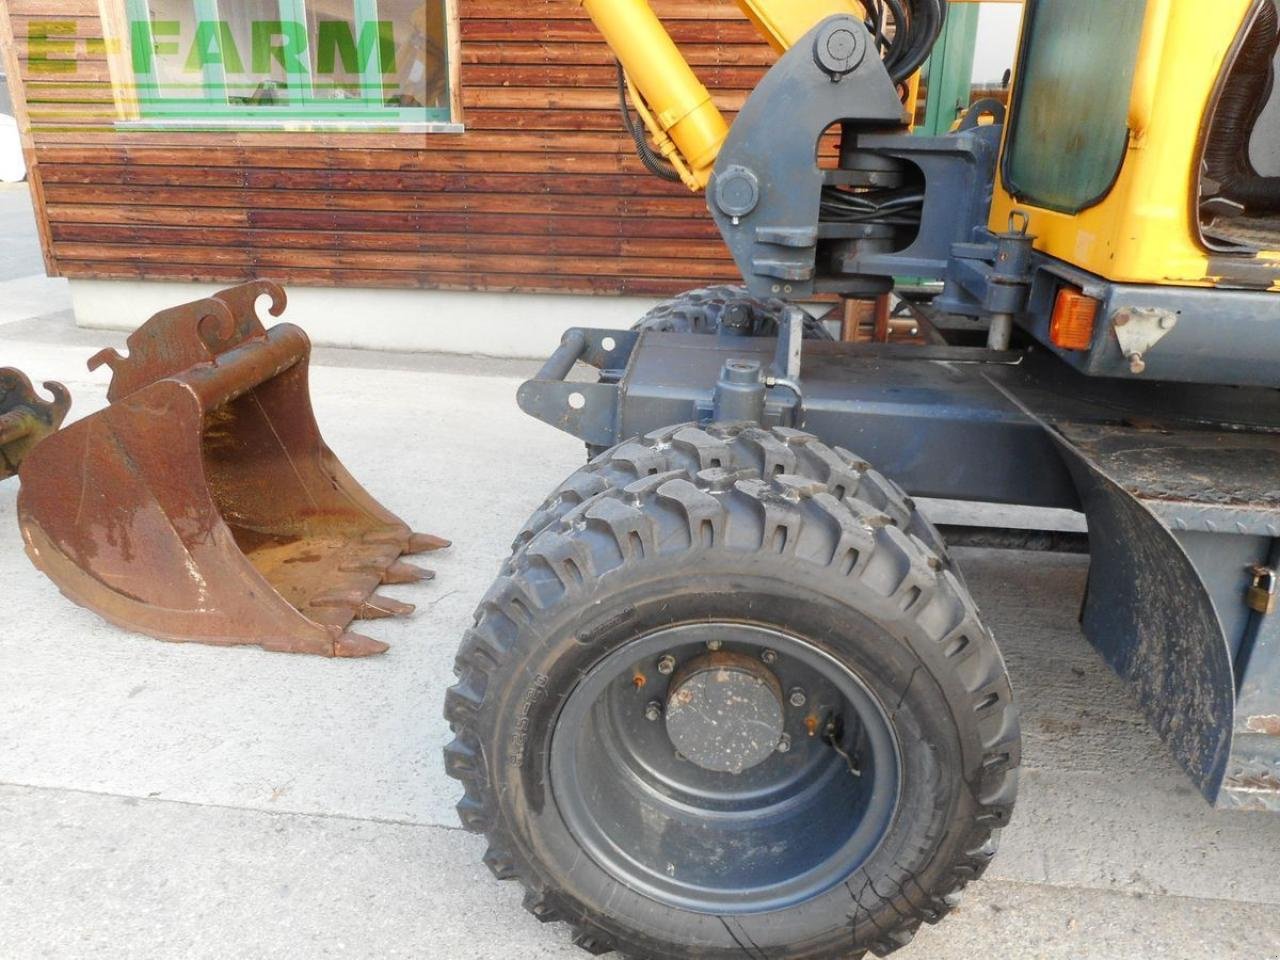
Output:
124,0,452,124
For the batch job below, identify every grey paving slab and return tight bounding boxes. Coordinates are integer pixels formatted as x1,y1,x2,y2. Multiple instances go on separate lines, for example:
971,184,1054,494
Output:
0,183,45,283
1,785,1277,960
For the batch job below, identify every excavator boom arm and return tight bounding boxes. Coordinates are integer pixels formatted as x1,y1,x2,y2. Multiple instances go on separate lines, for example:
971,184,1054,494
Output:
578,0,869,189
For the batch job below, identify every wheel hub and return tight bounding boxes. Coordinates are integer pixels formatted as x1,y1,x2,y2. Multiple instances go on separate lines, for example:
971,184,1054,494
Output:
550,622,902,914
665,651,784,774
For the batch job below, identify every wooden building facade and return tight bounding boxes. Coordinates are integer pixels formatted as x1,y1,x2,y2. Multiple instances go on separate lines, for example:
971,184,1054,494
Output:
0,0,772,301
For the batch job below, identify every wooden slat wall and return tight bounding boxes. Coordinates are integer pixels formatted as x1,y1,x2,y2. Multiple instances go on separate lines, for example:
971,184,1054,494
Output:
2,0,776,296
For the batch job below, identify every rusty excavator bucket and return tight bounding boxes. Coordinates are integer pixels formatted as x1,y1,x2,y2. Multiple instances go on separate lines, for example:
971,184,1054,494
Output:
1,368,70,480
17,280,447,657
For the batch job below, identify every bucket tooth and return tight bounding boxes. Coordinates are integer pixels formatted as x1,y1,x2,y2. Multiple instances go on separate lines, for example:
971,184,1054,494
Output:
309,589,371,610
382,560,434,584
360,528,448,554
339,554,397,575
1,369,70,481
357,594,416,620
406,532,452,554
16,280,443,658
335,632,390,658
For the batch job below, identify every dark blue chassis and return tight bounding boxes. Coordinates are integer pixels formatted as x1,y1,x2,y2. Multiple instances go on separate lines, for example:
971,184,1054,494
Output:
516,12,1280,812
519,330,1280,812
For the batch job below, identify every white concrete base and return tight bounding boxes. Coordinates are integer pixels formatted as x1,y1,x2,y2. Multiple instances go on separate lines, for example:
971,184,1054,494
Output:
69,279,664,359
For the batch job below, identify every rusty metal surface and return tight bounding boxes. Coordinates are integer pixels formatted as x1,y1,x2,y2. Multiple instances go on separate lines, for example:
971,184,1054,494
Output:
1059,422,1280,535
17,280,447,658
0,368,70,480
663,650,786,775
1220,742,1280,812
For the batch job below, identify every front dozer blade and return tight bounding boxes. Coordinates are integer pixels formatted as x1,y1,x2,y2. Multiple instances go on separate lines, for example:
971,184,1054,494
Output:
0,368,70,480
17,280,448,658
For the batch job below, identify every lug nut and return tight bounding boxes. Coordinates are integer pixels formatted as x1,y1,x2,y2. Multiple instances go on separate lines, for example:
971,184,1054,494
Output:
644,701,663,722
657,655,677,676
761,649,779,666
789,687,807,708
707,638,723,651
777,734,792,754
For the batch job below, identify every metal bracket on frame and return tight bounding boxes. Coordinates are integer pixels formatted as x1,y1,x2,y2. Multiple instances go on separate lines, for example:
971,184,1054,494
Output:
516,328,639,447
1112,307,1178,375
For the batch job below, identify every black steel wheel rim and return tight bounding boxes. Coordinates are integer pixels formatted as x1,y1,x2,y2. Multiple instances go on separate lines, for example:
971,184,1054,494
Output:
549,622,902,915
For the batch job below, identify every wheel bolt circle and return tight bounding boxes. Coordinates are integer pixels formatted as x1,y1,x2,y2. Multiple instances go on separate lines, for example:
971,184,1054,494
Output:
777,734,792,753
706,638,723,651
645,701,663,722
789,687,807,708
761,649,779,666
657,655,677,676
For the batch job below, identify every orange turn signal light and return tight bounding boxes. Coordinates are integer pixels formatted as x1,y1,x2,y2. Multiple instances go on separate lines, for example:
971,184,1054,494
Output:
1049,288,1099,351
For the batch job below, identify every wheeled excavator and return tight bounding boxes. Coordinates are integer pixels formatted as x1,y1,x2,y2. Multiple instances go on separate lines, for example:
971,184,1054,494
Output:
443,1,1280,957
5,0,1277,954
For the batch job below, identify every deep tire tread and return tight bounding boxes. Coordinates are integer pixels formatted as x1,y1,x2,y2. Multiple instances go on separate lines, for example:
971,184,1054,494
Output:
631,284,834,340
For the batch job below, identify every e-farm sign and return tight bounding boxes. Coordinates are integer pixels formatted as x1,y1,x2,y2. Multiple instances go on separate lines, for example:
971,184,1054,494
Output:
26,19,402,76
26,14,441,120
131,19,398,78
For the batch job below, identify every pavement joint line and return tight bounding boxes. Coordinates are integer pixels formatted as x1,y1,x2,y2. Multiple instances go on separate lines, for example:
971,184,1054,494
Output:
0,310,74,332
963,875,1235,906
6,773,1271,914
1,780,1271,913
0,778,469,835
0,271,53,285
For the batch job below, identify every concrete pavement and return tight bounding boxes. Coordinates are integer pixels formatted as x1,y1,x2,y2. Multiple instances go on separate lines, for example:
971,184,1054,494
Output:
0,184,44,283
1,184,1279,959
2,327,1279,959
0,184,71,333
3,784,1279,960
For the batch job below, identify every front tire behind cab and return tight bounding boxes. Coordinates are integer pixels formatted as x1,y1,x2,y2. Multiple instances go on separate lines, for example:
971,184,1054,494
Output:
445,423,1020,960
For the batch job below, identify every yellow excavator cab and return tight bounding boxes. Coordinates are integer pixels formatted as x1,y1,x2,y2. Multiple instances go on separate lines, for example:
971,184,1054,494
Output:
990,0,1280,289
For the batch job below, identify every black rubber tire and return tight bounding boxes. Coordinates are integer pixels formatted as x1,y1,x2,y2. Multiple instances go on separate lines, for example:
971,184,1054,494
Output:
634,285,834,340
445,423,1020,960
520,423,948,571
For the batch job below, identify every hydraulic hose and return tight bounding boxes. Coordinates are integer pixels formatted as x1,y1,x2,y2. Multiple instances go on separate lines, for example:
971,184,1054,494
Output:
865,0,946,84
615,61,684,183
1204,0,1280,214
890,0,946,84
